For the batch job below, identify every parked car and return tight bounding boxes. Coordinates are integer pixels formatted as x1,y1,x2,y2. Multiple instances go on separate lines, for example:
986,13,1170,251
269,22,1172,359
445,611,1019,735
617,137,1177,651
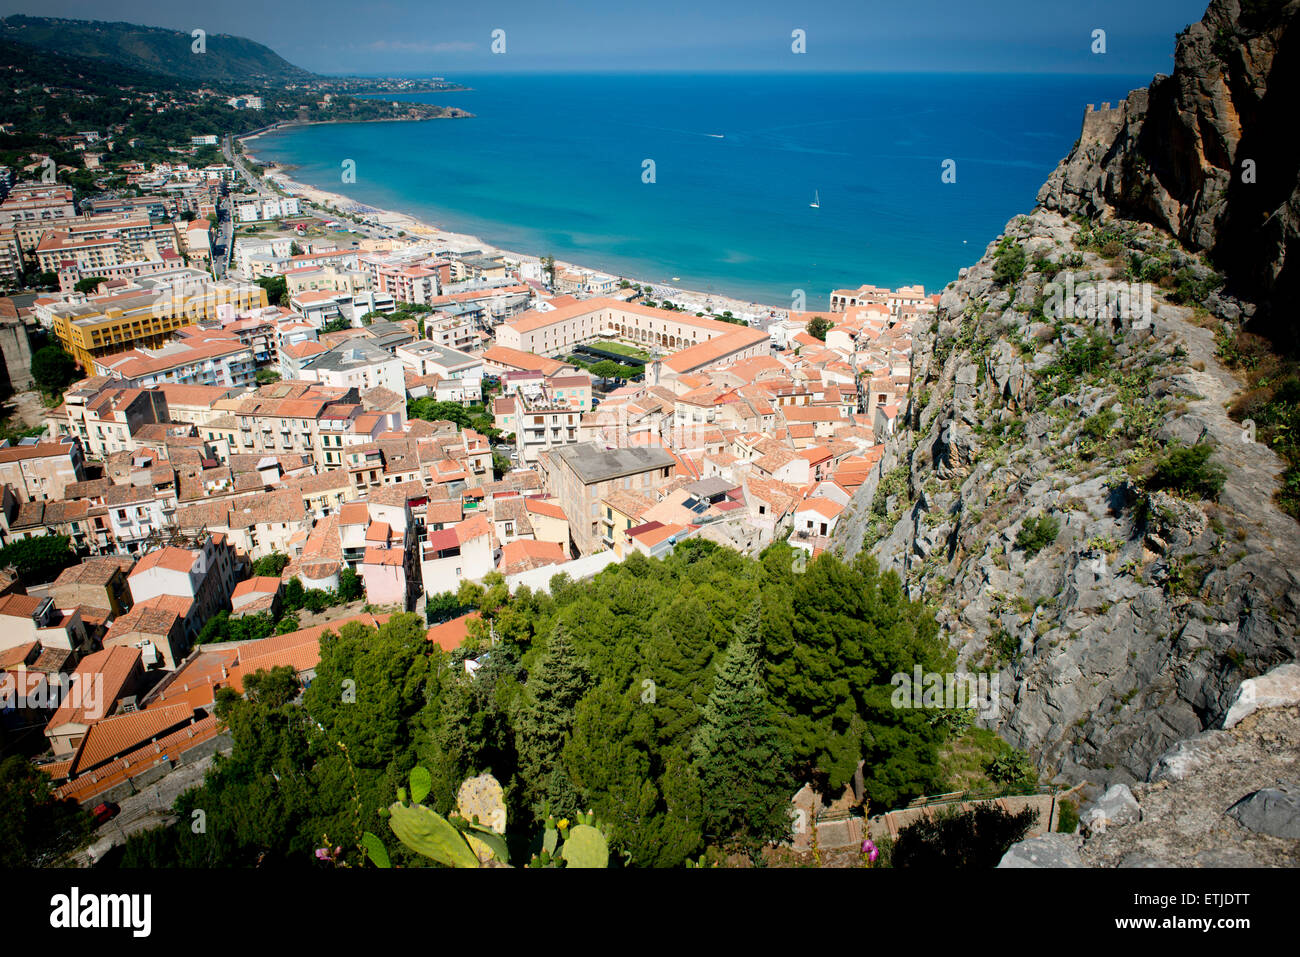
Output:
91,802,120,827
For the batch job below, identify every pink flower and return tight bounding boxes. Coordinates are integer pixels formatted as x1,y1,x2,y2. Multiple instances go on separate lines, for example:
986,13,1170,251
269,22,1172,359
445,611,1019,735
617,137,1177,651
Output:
861,839,879,863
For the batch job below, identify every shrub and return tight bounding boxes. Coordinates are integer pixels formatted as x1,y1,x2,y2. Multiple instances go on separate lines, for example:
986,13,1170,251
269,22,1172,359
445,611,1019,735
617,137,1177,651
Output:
1081,407,1117,442
992,237,1026,286
1144,443,1226,500
1015,515,1059,556
988,629,1020,664
985,747,1038,789
892,804,1038,868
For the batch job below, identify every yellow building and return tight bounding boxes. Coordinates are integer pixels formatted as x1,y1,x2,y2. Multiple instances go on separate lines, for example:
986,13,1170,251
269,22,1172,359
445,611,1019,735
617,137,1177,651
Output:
50,282,268,369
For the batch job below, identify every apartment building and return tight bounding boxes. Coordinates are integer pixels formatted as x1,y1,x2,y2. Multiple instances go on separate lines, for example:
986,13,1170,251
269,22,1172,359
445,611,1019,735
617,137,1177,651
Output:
423,311,480,351
420,513,494,593
127,533,237,626
58,380,169,458
286,264,372,298
395,340,483,382
34,214,180,274
93,334,256,389
298,338,406,395
200,381,398,468
538,443,676,555
46,277,269,368
104,480,174,555
0,438,86,503
513,383,585,466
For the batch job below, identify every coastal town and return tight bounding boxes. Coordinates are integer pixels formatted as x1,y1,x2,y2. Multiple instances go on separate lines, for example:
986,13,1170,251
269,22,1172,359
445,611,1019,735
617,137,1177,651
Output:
0,128,934,834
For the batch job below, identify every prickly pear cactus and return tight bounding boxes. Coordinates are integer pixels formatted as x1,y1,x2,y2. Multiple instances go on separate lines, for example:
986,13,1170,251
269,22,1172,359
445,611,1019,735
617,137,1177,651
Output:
388,801,480,869
559,823,609,868
456,772,508,864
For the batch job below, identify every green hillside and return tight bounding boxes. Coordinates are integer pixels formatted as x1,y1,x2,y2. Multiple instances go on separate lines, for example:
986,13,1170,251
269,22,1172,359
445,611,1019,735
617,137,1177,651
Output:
0,15,318,84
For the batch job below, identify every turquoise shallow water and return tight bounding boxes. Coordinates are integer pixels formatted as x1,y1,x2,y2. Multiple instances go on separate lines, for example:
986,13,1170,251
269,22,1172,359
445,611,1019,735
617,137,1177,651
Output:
251,72,1147,306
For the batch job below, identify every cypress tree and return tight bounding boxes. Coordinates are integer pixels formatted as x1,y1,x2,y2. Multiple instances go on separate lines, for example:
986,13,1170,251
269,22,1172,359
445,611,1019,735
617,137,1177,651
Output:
691,610,794,851
515,623,589,811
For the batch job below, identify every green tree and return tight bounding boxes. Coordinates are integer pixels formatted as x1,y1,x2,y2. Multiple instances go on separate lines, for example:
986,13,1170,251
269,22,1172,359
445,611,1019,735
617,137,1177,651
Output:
763,548,954,805
515,623,589,813
426,590,468,625
408,398,471,429
806,315,832,341
691,622,794,851
0,755,90,867
338,567,364,603
251,552,290,577
73,275,108,294
30,346,78,396
0,534,76,586
256,274,287,307
892,804,1038,868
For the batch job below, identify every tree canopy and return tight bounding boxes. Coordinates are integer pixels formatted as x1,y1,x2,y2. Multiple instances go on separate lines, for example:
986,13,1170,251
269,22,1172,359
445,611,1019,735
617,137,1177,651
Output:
113,544,957,867
30,346,78,396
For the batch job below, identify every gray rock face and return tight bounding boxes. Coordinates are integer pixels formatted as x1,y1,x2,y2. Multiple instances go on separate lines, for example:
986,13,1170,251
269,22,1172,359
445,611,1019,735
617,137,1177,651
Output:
1148,731,1230,783
1036,0,1300,332
834,205,1300,783
1193,848,1260,868
997,834,1085,868
1081,783,1142,835
1225,789,1300,839
1118,852,1169,868
1080,706,1300,868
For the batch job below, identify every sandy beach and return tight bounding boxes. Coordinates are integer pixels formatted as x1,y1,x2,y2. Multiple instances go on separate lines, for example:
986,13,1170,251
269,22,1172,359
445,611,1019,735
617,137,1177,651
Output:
239,128,791,323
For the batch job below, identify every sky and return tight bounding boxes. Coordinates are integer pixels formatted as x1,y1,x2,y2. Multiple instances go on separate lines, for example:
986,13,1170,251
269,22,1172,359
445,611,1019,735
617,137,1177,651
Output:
0,0,1210,75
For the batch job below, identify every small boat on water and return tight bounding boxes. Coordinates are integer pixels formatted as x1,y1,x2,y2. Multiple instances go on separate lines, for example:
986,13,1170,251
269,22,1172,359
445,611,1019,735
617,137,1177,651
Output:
707,133,724,139
809,190,820,208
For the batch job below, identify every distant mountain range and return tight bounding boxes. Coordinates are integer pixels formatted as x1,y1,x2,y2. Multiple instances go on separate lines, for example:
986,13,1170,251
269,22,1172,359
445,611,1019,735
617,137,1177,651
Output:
0,15,319,85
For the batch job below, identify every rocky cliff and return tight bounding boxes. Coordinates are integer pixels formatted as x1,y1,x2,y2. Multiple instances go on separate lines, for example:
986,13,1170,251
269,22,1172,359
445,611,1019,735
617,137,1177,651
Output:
833,0,1300,793
1037,0,1300,347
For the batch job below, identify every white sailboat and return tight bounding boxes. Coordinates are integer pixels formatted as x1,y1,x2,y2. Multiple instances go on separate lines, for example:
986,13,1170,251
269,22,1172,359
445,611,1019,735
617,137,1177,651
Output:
809,190,820,208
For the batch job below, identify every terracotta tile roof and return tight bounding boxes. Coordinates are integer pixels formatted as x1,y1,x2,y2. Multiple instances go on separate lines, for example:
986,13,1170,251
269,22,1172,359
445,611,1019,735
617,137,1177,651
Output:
426,612,480,653
55,714,220,804
130,546,197,576
0,593,44,620
47,646,141,730
72,703,195,774
797,497,845,520
498,539,566,575
51,556,134,587
362,546,404,566
338,502,369,526
523,498,566,521
232,576,282,600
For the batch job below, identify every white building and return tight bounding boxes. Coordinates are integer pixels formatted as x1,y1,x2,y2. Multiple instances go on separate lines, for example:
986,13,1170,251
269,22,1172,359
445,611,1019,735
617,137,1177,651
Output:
298,338,406,394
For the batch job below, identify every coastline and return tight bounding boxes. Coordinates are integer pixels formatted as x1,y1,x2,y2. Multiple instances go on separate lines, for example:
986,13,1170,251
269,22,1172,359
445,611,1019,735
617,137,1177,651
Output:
238,130,792,321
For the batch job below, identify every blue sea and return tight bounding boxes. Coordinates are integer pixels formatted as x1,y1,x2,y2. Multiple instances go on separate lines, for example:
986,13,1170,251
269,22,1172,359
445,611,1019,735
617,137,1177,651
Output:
250,73,1147,307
